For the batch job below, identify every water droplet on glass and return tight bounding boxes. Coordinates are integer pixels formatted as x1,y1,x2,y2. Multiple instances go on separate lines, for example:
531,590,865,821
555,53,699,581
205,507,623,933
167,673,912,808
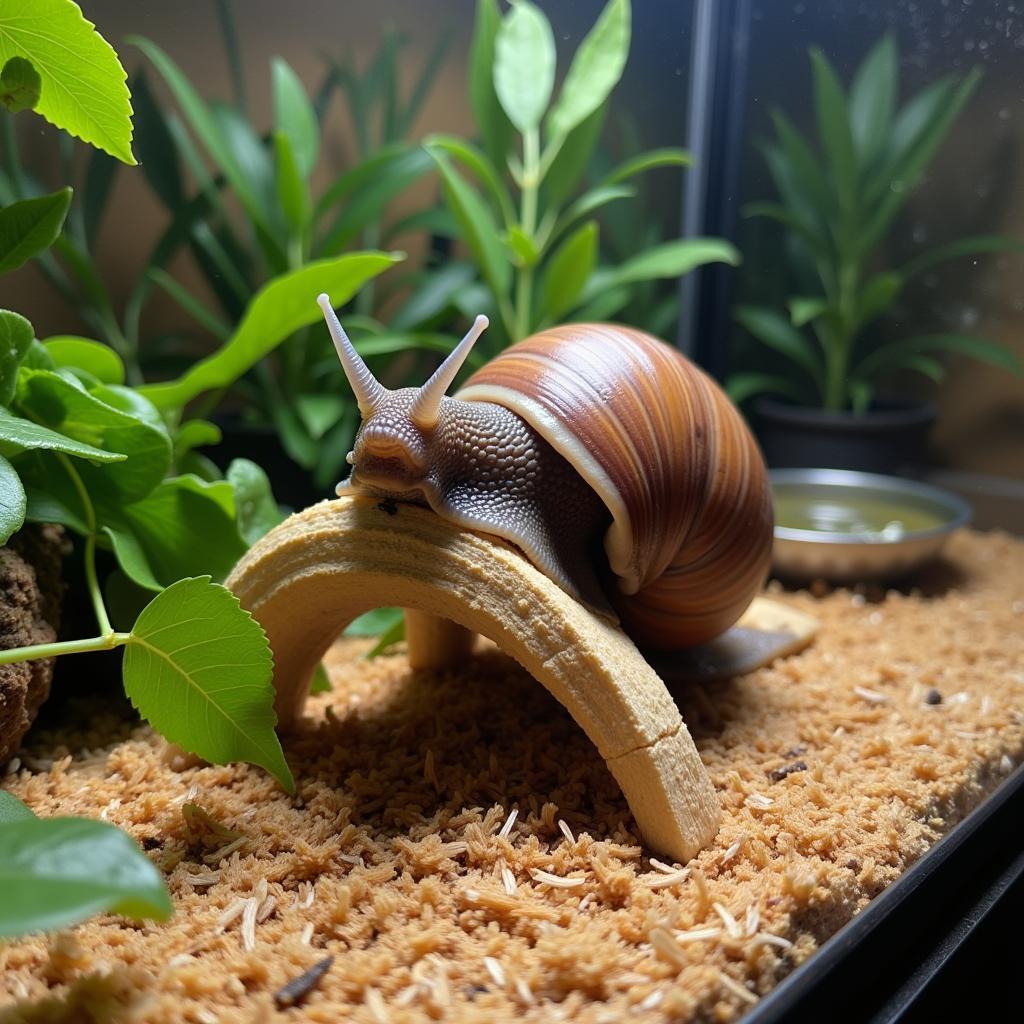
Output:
912,224,929,244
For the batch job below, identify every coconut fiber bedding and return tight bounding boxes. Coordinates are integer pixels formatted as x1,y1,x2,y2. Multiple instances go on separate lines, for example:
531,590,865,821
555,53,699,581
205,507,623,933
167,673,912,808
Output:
1,527,1022,1024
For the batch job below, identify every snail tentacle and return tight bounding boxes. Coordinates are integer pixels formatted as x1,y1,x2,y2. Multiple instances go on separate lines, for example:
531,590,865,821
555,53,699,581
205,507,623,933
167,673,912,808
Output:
317,293,386,416
409,314,490,428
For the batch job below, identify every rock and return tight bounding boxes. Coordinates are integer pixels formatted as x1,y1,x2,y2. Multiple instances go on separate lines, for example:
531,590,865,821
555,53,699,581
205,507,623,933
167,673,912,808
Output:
0,525,66,765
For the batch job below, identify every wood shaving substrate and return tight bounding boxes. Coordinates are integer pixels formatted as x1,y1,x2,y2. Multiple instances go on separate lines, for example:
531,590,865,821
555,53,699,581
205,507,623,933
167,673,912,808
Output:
2,528,1023,1024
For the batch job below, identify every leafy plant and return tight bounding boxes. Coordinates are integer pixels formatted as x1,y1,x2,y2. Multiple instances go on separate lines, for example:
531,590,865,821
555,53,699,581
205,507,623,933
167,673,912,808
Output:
426,0,737,355
730,34,1022,412
0,793,171,939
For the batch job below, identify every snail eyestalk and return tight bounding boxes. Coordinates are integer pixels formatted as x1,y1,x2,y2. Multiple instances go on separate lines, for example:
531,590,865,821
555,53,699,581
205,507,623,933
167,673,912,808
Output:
409,315,489,429
318,293,385,417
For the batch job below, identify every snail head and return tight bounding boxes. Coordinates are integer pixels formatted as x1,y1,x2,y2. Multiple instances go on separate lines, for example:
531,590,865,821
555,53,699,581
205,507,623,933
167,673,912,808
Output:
317,294,488,499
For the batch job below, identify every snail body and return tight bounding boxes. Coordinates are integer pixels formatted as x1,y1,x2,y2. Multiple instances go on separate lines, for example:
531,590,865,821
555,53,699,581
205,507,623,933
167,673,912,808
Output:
317,296,773,650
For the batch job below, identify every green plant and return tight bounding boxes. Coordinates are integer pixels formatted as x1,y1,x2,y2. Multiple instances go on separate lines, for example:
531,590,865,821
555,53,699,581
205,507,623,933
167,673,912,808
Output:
425,0,737,357
730,34,1022,412
0,792,171,939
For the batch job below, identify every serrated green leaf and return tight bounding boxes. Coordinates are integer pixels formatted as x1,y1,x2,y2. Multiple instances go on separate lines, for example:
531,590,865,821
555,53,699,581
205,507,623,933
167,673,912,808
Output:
104,475,247,590
227,458,284,546
548,0,630,138
494,1,555,133
0,1,135,163
272,58,318,179
43,337,125,385
0,309,34,405
0,55,41,112
539,220,597,321
469,0,516,170
0,817,171,938
124,577,293,792
15,370,170,500
139,252,402,410
0,790,35,823
0,408,125,463
0,454,26,544
0,189,72,274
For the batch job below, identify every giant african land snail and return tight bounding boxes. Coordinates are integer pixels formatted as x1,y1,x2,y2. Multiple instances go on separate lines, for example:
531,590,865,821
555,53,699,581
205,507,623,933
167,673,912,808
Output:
317,295,773,650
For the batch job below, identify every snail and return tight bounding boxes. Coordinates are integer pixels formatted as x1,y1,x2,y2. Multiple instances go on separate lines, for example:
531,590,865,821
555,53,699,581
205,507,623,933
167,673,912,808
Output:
316,295,773,650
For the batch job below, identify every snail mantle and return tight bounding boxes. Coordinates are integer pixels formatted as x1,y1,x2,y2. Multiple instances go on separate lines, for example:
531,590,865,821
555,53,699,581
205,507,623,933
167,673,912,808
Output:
225,494,817,863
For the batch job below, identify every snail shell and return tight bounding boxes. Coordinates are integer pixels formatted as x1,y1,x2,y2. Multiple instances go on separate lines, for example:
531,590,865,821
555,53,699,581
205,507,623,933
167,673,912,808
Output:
317,297,773,650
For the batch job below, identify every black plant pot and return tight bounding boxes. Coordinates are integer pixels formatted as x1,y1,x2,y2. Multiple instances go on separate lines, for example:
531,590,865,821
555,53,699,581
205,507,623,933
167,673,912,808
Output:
752,396,938,475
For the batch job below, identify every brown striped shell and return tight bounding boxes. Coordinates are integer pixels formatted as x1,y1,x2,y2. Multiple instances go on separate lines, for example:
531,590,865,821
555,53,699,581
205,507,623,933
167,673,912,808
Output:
455,324,774,649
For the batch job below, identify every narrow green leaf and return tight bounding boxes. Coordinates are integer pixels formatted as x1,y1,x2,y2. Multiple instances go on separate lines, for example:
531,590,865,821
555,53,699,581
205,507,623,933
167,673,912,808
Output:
271,58,319,178
853,271,903,331
429,151,511,301
0,309,34,405
365,615,406,659
543,103,605,208
604,237,739,288
494,1,556,132
850,379,874,414
0,790,35,823
571,283,631,321
548,0,630,138
422,134,515,226
390,262,476,332
849,33,897,164
43,336,125,385
0,817,171,938
855,333,1022,382
900,235,1024,281
768,111,834,226
894,354,945,383
602,147,691,184
503,225,539,267
227,459,283,546
788,297,829,328
124,578,292,791
309,662,331,694
725,372,806,405
345,607,404,637
148,268,231,341
539,220,597,321
550,183,634,248
0,0,135,163
0,55,41,112
734,305,824,384
809,48,857,213
469,0,516,169
82,149,119,251
132,70,183,208
139,252,402,409
0,189,72,273
273,131,310,237
0,453,26,544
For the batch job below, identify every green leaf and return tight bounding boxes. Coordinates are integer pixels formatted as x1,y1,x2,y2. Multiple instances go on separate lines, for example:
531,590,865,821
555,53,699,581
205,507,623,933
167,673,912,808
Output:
548,0,630,138
725,372,806,405
900,235,1024,281
0,453,26,544
503,225,539,267
551,184,635,247
309,662,331,695
0,188,72,273
494,0,556,132
0,0,135,163
124,577,293,792
365,614,406,659
849,33,897,164
104,475,247,591
854,333,1022,383
469,0,516,170
895,354,945,383
148,268,231,341
43,336,125,385
543,103,605,208
0,790,35,823
19,453,90,534
850,379,874,414
0,408,125,463
788,297,829,328
428,151,511,302
734,305,824,385
274,131,310,237
15,370,170,500
766,111,833,231
0,309,34,405
132,70,183,208
854,271,903,331
271,58,318,179
139,252,402,410
0,817,171,938
344,606,404,637
602,147,691,184
174,419,221,461
602,237,739,288
390,262,477,332
539,220,597,321
809,47,857,214
422,134,515,227
0,55,41,112
295,394,345,442
227,459,283,546
82,148,119,251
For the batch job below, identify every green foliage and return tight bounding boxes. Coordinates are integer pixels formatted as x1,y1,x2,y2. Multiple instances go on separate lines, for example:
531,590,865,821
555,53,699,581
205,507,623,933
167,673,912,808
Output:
0,813,172,938
0,189,72,273
433,0,731,349
0,57,42,114
0,0,135,163
124,577,293,792
734,35,1022,412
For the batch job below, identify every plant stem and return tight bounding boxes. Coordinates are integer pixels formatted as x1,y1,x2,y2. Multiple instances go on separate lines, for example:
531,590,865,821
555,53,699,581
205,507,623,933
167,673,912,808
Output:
0,632,130,667
513,128,540,343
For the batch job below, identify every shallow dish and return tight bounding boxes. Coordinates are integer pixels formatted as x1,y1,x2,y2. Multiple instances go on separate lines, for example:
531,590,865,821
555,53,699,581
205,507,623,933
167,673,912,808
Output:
769,468,971,583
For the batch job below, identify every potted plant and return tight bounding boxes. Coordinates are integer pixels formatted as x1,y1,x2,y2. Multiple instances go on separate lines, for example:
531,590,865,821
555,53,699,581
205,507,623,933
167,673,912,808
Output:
729,34,1021,473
